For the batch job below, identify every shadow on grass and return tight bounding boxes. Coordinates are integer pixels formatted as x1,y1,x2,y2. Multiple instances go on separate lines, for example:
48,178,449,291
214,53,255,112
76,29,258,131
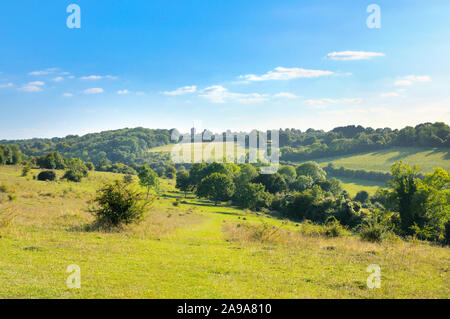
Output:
67,220,124,233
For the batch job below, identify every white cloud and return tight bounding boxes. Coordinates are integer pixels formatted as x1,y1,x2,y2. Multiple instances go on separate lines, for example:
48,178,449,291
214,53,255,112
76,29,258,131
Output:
274,92,299,99
80,75,118,80
28,68,59,76
18,81,45,92
327,51,386,61
62,93,73,97
83,88,104,94
239,67,333,82
29,81,45,86
395,75,431,86
117,89,131,95
304,98,362,109
199,85,268,104
52,77,64,82
19,85,42,92
163,85,197,96
0,83,14,88
80,75,103,80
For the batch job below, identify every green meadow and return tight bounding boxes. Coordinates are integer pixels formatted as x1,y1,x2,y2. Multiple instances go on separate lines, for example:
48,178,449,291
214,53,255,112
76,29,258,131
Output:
316,147,450,173
0,166,448,298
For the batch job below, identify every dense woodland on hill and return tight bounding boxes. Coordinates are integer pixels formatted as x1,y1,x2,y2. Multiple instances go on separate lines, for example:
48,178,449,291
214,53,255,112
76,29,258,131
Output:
1,122,449,172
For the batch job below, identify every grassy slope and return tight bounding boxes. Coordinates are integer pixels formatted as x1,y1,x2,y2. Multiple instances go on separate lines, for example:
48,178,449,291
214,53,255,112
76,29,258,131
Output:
0,166,448,298
316,147,450,173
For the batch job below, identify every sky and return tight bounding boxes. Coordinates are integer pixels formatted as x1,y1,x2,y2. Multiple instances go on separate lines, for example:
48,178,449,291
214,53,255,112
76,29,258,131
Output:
0,0,450,139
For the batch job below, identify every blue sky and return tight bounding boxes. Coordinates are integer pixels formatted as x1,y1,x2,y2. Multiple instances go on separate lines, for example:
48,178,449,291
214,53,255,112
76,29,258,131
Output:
1,0,449,139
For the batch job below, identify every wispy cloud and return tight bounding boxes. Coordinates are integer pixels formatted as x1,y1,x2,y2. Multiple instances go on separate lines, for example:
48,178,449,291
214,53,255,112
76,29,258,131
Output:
304,98,362,109
117,89,131,95
80,75,118,80
62,93,73,97
83,88,104,94
18,81,45,92
28,68,59,76
0,83,14,88
199,85,268,104
394,75,431,86
239,67,333,82
52,77,64,82
327,51,386,61
163,85,197,96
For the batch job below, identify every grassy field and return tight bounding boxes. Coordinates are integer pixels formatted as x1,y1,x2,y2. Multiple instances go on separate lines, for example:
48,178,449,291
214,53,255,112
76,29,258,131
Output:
0,166,449,298
316,147,450,173
335,178,385,197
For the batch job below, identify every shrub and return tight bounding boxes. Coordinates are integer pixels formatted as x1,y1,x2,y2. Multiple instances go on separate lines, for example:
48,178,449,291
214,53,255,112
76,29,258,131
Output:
354,190,370,203
91,180,149,228
37,171,56,181
236,183,273,211
0,184,8,193
359,212,392,243
7,194,16,201
22,166,31,177
63,158,89,182
324,218,349,238
62,169,84,182
172,199,181,207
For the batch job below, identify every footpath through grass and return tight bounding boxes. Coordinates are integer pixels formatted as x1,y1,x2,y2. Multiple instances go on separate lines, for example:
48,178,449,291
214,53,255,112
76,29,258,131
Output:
0,166,449,298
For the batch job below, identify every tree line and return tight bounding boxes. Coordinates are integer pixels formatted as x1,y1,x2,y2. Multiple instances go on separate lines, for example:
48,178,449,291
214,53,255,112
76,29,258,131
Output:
1,123,448,169
280,122,450,161
175,161,450,244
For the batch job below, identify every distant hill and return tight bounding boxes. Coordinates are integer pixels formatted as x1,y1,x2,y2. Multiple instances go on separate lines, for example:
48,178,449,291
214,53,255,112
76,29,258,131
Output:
1,122,449,170
0,127,174,168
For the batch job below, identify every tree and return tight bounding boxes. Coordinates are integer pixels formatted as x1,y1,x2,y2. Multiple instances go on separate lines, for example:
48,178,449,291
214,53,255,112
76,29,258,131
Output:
291,175,314,192
296,161,326,182
253,173,288,194
278,165,297,183
236,183,272,211
138,165,159,199
155,167,165,177
196,173,235,205
36,151,66,169
389,162,422,235
354,190,370,203
63,158,89,182
165,165,177,179
176,170,192,198
91,180,149,228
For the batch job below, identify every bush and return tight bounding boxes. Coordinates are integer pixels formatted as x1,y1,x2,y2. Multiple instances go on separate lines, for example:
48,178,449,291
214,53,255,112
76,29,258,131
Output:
62,169,84,182
37,171,56,181
62,158,89,182
324,218,349,238
0,184,8,193
358,212,392,243
172,199,181,207
22,166,31,177
91,180,149,228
